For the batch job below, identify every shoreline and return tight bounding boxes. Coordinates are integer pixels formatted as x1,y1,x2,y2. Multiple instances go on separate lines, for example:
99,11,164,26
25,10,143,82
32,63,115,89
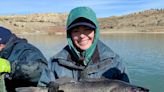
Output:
16,31,164,36
100,31,164,34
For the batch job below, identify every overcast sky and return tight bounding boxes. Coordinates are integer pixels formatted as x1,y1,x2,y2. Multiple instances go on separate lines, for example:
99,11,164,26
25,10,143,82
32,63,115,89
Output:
0,0,164,18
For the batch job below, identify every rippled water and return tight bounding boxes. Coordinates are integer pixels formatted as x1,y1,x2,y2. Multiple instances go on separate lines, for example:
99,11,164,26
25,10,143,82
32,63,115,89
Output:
21,33,164,92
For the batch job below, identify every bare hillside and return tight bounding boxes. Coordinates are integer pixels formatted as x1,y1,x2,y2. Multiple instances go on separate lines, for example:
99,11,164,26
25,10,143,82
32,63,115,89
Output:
99,9,164,32
0,9,164,35
0,13,67,35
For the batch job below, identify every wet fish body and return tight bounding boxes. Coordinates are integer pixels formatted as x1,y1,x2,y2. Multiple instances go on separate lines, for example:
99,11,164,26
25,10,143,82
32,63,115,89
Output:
16,78,149,92
49,78,149,92
15,87,47,92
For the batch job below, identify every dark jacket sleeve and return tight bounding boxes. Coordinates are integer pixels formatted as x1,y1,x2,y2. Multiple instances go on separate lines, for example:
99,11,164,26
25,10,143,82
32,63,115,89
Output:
96,41,130,83
11,48,48,83
115,55,130,83
37,67,56,87
102,54,130,83
37,58,75,87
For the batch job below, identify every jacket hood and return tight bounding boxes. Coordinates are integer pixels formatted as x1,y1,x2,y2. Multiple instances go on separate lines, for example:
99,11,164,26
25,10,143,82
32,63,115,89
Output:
0,34,27,58
66,7,100,65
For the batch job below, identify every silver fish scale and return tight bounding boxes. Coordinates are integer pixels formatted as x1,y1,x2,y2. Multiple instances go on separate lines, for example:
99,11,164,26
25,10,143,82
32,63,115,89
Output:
15,79,149,92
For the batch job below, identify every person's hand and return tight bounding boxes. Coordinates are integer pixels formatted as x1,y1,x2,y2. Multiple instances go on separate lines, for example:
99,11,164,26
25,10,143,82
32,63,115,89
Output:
0,58,11,73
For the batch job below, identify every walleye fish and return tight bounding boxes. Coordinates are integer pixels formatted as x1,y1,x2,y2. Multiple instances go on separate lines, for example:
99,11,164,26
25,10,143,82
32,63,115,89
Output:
16,78,149,92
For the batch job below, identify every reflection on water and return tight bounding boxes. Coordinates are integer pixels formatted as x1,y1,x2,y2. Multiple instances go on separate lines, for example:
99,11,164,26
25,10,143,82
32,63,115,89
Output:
19,33,164,92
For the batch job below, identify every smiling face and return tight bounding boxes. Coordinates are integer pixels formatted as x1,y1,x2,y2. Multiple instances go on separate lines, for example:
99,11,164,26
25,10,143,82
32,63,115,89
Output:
70,26,95,51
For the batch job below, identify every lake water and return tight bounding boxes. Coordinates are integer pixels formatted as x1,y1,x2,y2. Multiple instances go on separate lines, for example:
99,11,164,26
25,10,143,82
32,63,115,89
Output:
20,33,164,92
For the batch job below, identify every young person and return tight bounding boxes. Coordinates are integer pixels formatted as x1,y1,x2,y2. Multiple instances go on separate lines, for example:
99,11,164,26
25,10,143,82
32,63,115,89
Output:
38,6,130,87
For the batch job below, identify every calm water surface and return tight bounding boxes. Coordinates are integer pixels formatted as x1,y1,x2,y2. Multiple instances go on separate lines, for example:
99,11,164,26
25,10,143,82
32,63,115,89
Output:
21,33,164,92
